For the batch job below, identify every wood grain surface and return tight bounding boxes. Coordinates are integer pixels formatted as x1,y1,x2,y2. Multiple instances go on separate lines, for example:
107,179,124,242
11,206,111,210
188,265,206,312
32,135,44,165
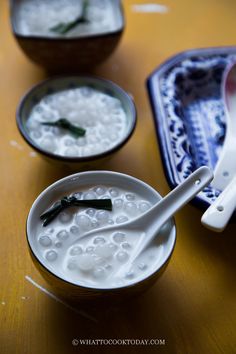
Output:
0,1,236,353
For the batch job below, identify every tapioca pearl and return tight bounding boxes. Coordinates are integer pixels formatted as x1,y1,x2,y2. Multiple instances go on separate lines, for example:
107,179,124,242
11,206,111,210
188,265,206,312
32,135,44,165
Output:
31,130,42,140
100,115,112,124
114,198,124,210
70,225,80,235
77,137,87,147
100,195,111,200
82,146,93,156
99,126,109,137
104,264,113,271
42,125,53,133
101,140,112,149
35,106,43,114
108,132,119,142
38,235,52,247
122,242,132,250
77,254,95,271
96,210,110,224
45,250,58,262
70,246,83,256
93,256,106,266
125,269,135,279
138,263,147,271
67,258,77,271
91,220,99,229
86,246,95,254
94,186,107,196
52,127,61,137
113,232,126,244
87,135,99,144
55,241,62,248
116,215,129,224
64,138,75,147
125,194,135,201
27,119,39,131
138,201,151,213
124,202,138,217
86,209,96,218
73,192,82,200
95,243,117,258
84,118,96,128
56,230,69,241
116,251,129,263
58,212,73,224
75,215,91,231
109,188,119,198
40,137,57,152
93,267,106,279
64,146,79,157
108,219,114,225
93,236,106,245
80,87,94,98
83,191,97,200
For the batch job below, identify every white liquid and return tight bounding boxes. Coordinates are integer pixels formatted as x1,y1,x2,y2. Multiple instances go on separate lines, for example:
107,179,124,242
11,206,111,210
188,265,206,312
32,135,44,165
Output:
33,185,166,289
15,0,122,37
26,87,127,158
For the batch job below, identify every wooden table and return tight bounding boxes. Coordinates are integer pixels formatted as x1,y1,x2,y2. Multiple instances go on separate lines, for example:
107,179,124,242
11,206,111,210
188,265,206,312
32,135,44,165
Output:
1,1,236,353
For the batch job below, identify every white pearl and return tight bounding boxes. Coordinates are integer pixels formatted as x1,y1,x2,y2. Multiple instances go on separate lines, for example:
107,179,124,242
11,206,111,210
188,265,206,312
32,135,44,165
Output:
116,215,128,224
93,237,106,245
70,246,83,256
77,254,95,271
113,232,126,244
124,202,138,217
93,267,105,279
56,230,69,241
58,212,72,224
116,251,129,262
45,250,57,262
95,243,117,258
39,235,52,247
139,201,151,213
75,215,91,230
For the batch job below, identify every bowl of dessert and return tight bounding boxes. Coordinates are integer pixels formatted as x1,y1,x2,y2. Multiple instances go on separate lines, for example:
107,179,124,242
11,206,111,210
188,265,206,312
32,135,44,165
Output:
16,75,136,169
10,0,125,71
26,171,176,301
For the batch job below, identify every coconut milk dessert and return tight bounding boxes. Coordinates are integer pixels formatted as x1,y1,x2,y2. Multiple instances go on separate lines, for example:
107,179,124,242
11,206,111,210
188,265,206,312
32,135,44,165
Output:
33,185,166,289
16,0,122,38
26,86,127,157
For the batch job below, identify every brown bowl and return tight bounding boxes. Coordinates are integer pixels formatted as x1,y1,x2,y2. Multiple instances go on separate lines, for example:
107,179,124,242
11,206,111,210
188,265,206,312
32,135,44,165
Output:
10,0,125,72
16,75,137,170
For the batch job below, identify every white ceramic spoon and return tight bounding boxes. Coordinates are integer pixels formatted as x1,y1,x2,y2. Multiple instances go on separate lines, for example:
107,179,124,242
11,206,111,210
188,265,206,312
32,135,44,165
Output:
72,166,213,273
201,62,236,232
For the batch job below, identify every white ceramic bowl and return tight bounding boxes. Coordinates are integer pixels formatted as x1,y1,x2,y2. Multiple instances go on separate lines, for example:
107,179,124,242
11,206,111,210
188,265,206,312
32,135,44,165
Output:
26,171,176,301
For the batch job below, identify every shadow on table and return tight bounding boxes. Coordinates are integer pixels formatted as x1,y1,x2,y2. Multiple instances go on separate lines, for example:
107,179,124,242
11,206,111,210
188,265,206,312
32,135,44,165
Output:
45,283,178,354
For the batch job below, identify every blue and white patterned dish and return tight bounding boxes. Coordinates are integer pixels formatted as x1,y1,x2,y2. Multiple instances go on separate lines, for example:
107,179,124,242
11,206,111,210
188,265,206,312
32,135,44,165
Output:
147,47,236,210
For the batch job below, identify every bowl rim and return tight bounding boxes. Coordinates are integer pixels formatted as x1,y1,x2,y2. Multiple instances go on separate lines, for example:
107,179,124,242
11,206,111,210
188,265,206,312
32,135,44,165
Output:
9,0,125,41
16,75,137,163
26,170,177,292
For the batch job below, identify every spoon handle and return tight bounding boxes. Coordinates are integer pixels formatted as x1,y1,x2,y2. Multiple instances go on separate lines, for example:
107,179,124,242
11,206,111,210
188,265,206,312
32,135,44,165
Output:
201,175,236,232
123,166,213,269
135,166,214,232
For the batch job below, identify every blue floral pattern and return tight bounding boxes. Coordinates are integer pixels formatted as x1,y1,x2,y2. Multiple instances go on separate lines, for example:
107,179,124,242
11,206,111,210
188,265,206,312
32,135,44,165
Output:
147,48,236,208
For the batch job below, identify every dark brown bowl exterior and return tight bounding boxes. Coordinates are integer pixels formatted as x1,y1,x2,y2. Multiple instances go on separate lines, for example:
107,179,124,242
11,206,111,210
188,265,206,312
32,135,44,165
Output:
15,32,123,72
10,1,125,72
29,246,170,304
